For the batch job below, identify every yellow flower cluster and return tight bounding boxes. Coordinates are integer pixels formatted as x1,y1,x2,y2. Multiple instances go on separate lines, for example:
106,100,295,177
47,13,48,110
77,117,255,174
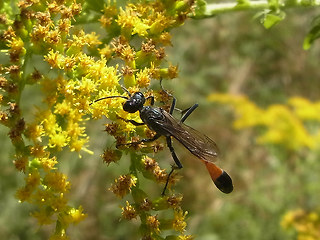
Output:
208,94,320,150
281,209,320,240
109,174,137,198
0,0,93,238
121,207,192,238
1,0,195,238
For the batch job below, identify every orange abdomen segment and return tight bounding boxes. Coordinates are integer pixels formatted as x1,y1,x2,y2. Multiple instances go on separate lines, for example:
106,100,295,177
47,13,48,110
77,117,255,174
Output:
202,160,233,194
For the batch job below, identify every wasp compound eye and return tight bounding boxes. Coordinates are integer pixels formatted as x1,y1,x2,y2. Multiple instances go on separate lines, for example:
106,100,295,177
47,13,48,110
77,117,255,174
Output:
123,92,146,113
123,101,139,113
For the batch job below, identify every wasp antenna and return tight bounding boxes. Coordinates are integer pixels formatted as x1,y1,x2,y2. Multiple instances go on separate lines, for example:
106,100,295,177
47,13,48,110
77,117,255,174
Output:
89,95,128,106
160,78,174,98
120,85,131,97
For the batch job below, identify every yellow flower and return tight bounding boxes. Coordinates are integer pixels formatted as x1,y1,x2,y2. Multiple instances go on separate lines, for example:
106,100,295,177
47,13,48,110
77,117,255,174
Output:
25,123,44,142
146,215,161,233
83,32,102,47
69,136,89,153
32,188,51,204
40,156,58,171
101,149,122,165
58,18,71,33
178,235,194,240
109,174,137,198
16,186,33,202
98,46,113,60
7,37,25,62
43,172,70,193
289,96,320,121
44,50,65,69
133,19,150,37
208,93,263,128
136,68,151,88
45,30,61,45
100,2,118,28
116,7,138,35
150,12,174,35
26,170,41,188
77,77,96,96
62,56,76,71
48,129,70,149
159,31,172,45
69,206,87,224
31,209,54,225
60,206,87,225
173,210,188,233
208,93,318,150
258,105,315,149
167,194,183,209
13,154,28,172
54,101,71,116
122,201,138,220
70,30,101,49
31,25,50,43
281,209,320,240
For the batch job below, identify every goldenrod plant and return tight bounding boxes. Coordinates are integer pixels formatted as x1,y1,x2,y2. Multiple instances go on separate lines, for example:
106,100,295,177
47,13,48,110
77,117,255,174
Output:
1,0,320,239
281,209,320,240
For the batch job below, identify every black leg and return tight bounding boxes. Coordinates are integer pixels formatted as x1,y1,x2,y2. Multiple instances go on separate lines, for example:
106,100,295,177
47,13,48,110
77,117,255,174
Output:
161,132,183,196
145,96,155,106
128,120,145,126
116,115,145,126
180,104,198,123
166,136,183,168
116,133,161,148
140,134,161,143
162,166,177,196
169,97,176,115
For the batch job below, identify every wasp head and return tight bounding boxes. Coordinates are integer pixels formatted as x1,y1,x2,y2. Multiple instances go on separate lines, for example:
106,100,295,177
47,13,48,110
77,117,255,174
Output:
123,92,145,113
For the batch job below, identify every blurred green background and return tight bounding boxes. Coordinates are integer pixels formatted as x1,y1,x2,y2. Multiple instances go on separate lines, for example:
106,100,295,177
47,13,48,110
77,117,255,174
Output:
1,6,320,240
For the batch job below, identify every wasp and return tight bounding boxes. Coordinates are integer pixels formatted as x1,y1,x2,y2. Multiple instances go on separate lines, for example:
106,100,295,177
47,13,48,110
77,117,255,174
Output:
92,84,233,194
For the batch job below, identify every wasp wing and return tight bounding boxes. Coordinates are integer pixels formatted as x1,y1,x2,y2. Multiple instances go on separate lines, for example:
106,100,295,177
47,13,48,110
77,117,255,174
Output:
156,110,220,163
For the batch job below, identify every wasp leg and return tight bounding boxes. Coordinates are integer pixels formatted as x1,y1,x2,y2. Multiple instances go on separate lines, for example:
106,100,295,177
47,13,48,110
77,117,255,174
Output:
166,136,183,168
180,103,198,123
140,134,161,143
116,133,161,148
169,97,176,115
162,136,183,195
159,79,198,119
128,120,145,126
145,95,155,106
116,115,145,126
161,164,180,196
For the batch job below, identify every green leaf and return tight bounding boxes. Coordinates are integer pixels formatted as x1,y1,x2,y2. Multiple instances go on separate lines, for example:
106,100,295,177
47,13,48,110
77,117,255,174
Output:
262,11,286,29
303,16,320,50
194,0,207,16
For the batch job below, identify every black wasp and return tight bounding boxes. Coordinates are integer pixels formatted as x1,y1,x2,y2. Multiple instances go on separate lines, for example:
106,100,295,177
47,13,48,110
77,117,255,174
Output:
92,82,233,195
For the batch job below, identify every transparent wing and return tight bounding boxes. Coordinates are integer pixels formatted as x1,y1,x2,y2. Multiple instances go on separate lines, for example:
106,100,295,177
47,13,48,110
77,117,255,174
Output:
156,110,220,163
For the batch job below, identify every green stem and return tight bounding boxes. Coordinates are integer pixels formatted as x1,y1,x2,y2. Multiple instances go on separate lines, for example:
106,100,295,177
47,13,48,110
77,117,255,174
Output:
192,0,320,18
